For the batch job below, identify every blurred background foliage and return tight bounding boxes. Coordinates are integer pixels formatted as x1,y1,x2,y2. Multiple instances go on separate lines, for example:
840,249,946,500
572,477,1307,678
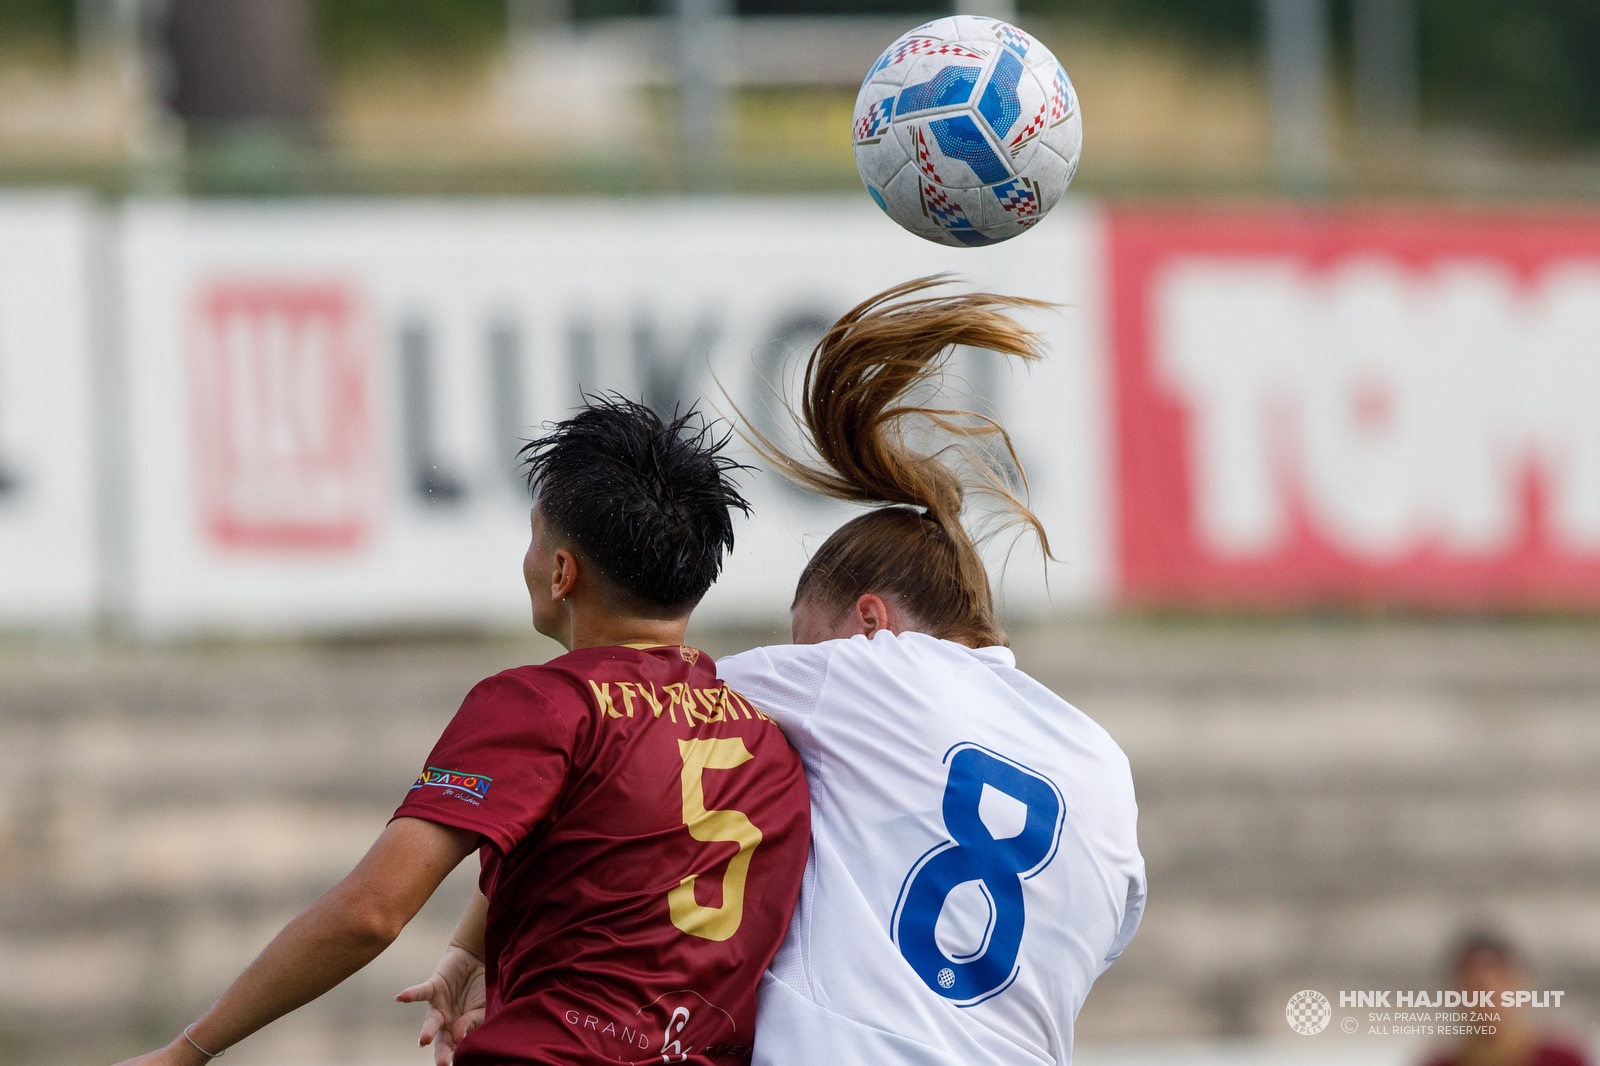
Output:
1024,0,1600,144
317,0,508,59
0,0,1597,146
0,0,72,41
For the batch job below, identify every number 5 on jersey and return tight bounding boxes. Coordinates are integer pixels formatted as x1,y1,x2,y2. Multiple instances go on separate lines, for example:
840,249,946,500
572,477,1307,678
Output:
669,738,763,942
892,744,1065,1005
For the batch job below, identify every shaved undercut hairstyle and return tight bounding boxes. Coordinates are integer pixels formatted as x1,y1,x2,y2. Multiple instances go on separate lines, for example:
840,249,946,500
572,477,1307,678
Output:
520,396,751,612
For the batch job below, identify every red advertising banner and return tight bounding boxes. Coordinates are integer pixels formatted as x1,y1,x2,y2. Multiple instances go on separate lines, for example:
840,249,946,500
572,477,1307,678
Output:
189,282,375,551
1110,207,1600,608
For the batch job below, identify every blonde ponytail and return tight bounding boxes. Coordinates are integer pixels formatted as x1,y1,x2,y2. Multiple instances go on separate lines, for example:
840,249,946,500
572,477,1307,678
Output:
742,275,1053,647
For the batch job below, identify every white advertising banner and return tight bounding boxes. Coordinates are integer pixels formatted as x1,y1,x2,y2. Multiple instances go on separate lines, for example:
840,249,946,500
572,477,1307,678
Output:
119,199,1110,635
0,193,98,628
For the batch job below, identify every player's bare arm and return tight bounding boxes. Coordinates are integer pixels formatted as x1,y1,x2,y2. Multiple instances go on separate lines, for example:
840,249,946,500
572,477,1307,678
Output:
115,817,479,1066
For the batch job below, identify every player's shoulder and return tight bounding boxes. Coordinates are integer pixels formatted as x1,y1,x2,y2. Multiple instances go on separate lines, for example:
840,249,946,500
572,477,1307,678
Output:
465,656,597,715
900,634,1135,772
719,632,1005,693
495,644,666,681
718,640,839,681
841,631,1026,693
715,640,855,729
894,630,1014,668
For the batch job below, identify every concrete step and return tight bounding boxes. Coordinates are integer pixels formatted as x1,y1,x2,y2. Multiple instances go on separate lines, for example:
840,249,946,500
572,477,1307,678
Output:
3,620,1598,1061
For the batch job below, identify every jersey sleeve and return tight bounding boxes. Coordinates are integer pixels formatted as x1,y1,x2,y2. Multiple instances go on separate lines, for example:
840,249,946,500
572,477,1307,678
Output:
1104,867,1147,967
391,673,575,855
715,643,836,730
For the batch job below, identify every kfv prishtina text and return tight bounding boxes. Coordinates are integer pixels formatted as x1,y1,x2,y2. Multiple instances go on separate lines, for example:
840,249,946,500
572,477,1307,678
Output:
587,679,772,727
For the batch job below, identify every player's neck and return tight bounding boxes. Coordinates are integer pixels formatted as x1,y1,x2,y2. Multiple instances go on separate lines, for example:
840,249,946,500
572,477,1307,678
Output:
558,605,691,653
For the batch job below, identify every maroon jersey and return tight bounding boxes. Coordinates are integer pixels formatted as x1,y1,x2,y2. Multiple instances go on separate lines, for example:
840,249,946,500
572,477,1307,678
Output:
393,644,810,1065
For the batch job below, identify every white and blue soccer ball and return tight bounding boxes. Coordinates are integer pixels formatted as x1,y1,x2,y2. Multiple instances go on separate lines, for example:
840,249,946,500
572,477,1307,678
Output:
852,17,1081,247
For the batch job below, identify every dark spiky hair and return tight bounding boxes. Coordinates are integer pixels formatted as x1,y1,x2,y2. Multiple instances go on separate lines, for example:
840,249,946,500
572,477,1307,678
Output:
519,395,752,611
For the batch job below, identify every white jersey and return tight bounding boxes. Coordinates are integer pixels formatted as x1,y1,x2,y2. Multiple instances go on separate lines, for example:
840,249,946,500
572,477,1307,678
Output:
718,631,1145,1066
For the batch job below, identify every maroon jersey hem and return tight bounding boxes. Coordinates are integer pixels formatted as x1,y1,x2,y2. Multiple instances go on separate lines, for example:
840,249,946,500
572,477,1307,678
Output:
387,809,503,853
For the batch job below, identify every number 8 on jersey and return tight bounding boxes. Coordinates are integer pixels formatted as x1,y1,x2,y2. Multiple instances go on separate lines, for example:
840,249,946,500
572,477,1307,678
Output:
892,744,1065,1005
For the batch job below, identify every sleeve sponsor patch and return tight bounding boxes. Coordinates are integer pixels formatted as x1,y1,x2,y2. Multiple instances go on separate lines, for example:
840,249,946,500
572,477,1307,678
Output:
410,765,494,801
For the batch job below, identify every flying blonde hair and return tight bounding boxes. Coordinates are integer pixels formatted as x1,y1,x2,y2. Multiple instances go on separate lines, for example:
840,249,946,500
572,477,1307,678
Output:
739,275,1053,647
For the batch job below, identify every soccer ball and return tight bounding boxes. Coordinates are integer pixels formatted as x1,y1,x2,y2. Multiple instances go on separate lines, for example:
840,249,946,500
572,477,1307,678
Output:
852,17,1081,248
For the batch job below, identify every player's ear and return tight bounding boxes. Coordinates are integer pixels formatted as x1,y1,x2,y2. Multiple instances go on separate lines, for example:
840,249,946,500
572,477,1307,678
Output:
855,594,890,637
551,548,580,601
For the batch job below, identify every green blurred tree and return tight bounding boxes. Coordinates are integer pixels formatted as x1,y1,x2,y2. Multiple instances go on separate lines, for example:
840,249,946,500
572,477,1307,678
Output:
567,1,952,16
1020,0,1600,143
2,0,1597,145
1023,0,1258,45
317,0,506,58
1415,0,1600,142
0,0,72,42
